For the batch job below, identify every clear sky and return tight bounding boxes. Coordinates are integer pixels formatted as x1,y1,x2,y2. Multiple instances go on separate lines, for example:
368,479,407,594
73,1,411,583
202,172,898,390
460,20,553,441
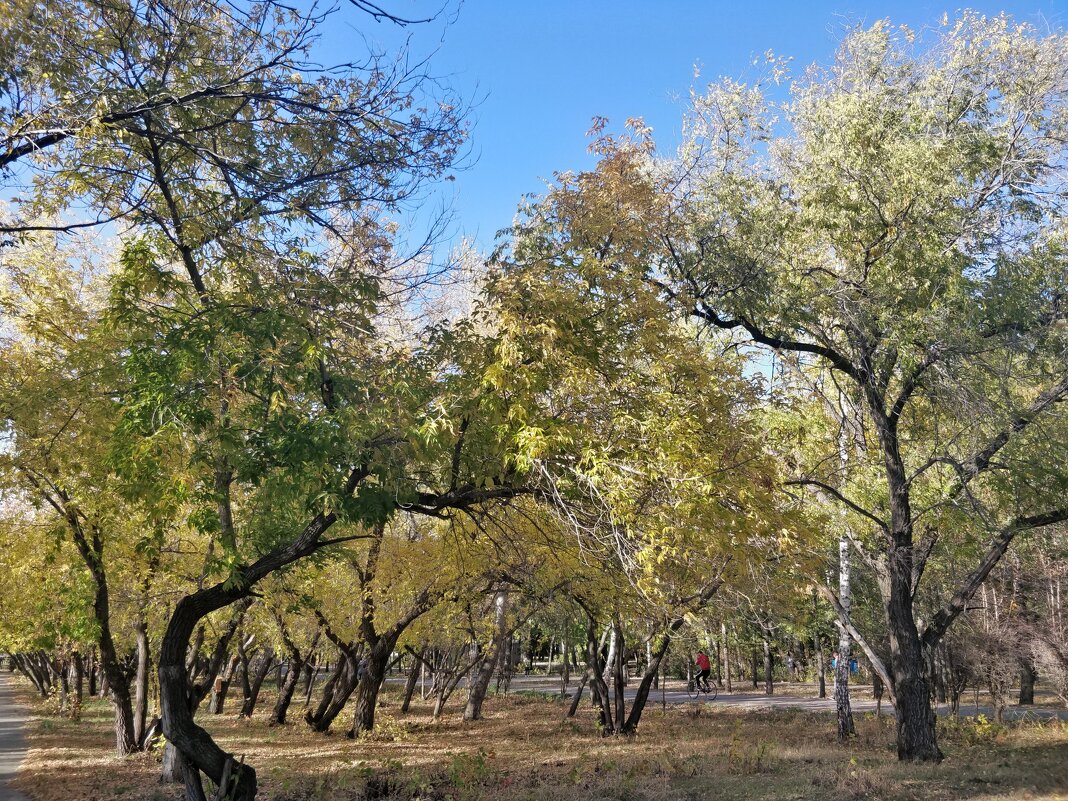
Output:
319,1,1066,254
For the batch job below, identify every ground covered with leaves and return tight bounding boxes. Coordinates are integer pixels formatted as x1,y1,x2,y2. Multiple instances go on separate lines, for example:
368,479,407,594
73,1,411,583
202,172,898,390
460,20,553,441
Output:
11,680,1068,801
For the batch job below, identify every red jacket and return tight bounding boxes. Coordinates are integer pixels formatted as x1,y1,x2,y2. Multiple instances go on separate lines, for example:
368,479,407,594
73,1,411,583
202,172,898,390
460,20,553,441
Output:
695,653,711,671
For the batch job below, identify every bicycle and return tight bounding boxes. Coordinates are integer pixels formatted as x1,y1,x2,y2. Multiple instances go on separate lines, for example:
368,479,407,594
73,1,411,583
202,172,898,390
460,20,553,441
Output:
686,680,718,702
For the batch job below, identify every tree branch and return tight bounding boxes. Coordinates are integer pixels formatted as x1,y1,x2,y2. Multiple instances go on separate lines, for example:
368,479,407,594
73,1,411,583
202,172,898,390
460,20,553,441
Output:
921,506,1068,648
784,479,889,533
817,584,896,705
692,303,861,381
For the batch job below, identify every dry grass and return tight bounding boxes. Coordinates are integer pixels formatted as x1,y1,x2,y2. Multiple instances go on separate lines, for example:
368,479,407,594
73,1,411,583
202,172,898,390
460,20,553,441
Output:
10,679,1068,801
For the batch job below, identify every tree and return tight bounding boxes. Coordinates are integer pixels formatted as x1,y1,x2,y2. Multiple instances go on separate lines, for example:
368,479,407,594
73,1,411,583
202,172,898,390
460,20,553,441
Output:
0,233,176,753
511,13,1068,760
493,175,795,734
0,2,528,798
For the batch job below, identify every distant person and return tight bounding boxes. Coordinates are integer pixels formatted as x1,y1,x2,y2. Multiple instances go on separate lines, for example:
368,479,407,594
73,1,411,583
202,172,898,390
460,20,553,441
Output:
694,650,712,691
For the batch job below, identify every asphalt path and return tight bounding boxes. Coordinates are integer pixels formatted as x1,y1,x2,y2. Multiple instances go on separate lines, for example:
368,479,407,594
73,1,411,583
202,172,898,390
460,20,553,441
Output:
498,676,1068,722
0,673,27,801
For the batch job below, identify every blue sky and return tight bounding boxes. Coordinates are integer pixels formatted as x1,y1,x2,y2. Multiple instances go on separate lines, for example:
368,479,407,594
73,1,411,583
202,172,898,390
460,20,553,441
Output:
319,1,1066,254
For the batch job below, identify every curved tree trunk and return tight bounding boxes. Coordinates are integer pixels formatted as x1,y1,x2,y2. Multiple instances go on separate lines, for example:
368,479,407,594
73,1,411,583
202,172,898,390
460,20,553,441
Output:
240,648,275,718
208,653,239,714
270,626,319,725
400,646,424,713
582,616,613,733
621,577,723,735
464,590,508,721
159,592,260,801
566,673,589,718
66,514,138,755
310,656,359,732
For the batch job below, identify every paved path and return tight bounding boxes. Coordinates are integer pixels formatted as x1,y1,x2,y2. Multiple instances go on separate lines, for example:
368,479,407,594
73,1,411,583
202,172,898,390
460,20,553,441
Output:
0,674,28,801
506,677,1068,722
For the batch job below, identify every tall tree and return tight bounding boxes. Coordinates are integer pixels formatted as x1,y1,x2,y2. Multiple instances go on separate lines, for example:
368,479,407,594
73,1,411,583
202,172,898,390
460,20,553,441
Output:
505,14,1068,760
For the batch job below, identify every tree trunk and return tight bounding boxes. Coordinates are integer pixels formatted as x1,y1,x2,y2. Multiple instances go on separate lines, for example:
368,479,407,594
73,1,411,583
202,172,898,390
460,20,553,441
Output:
400,647,424,713
604,626,617,691
309,653,359,732
561,632,572,697
620,613,698,734
721,622,732,693
583,617,613,733
835,534,856,740
270,663,301,725
68,520,138,755
815,637,826,699
236,637,253,708
159,590,259,801
305,656,343,727
762,633,773,695
430,646,481,722
133,618,150,745
269,623,319,725
302,655,317,708
208,654,239,714
87,650,97,697
1018,658,1036,705
868,387,942,762
566,673,589,717
70,652,84,720
56,657,70,716
349,634,404,736
611,620,626,728
240,648,275,718
886,554,942,761
464,590,508,721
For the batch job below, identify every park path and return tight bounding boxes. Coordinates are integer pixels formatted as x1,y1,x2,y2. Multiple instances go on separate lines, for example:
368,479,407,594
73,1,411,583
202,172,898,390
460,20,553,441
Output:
0,673,28,801
507,676,1068,722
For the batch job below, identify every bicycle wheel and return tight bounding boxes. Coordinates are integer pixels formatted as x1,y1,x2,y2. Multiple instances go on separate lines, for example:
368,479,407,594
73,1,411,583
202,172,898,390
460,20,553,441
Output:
686,681,699,702
707,683,718,701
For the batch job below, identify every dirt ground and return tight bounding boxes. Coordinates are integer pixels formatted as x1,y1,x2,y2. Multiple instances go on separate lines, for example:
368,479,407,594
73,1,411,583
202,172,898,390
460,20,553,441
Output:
10,679,1068,801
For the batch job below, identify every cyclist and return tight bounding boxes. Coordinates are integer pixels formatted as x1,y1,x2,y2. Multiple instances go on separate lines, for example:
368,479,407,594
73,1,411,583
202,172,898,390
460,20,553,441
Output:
694,650,712,692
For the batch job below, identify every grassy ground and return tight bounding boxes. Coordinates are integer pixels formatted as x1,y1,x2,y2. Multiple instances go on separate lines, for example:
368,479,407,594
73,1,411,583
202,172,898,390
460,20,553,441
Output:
10,679,1068,801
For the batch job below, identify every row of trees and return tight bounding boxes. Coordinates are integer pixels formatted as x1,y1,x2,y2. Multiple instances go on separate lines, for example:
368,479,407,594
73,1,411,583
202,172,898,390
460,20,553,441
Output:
1,3,1066,798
